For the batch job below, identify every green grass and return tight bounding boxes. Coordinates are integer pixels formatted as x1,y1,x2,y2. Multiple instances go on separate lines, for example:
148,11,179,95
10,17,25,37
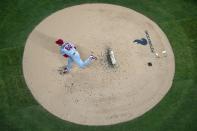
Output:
0,0,197,131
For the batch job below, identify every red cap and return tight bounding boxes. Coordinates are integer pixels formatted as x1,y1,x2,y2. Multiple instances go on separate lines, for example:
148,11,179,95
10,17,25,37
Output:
55,39,64,46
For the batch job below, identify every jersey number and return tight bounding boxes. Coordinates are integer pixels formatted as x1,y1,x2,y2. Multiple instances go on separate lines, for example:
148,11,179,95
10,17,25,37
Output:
64,44,72,51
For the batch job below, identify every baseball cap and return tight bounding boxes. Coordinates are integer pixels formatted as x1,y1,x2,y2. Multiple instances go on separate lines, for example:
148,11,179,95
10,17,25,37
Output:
55,39,64,46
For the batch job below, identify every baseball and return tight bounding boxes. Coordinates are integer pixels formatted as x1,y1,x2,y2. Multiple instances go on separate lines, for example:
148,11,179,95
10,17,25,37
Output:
162,50,167,57
155,53,159,57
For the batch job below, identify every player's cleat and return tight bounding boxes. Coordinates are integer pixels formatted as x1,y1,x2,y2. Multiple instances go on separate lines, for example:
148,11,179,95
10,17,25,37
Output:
61,67,69,74
90,55,97,60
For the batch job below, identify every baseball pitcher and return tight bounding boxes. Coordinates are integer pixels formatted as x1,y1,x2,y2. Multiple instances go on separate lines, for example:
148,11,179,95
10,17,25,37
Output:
55,39,97,74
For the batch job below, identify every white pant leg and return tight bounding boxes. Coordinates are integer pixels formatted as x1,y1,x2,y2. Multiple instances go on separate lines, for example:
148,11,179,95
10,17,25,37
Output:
66,57,74,71
71,51,92,68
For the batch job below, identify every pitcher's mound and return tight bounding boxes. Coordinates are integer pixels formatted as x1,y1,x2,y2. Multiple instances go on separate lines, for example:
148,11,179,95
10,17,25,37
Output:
23,4,175,125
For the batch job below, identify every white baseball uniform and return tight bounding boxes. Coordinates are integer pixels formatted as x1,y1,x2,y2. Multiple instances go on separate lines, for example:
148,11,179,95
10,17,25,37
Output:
60,42,93,71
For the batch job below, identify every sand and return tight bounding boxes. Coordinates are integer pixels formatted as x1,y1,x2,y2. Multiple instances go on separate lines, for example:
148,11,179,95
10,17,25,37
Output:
22,4,175,125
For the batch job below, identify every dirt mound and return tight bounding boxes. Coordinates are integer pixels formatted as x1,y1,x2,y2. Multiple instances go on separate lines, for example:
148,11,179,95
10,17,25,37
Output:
23,4,175,125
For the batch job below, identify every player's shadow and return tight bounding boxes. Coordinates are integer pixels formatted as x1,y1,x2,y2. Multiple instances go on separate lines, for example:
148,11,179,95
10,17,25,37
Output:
30,30,67,66
32,29,59,54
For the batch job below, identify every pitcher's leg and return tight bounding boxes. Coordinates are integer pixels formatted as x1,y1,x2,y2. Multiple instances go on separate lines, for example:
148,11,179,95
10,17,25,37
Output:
83,57,92,67
72,52,87,68
84,55,97,66
71,52,96,68
66,57,73,71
